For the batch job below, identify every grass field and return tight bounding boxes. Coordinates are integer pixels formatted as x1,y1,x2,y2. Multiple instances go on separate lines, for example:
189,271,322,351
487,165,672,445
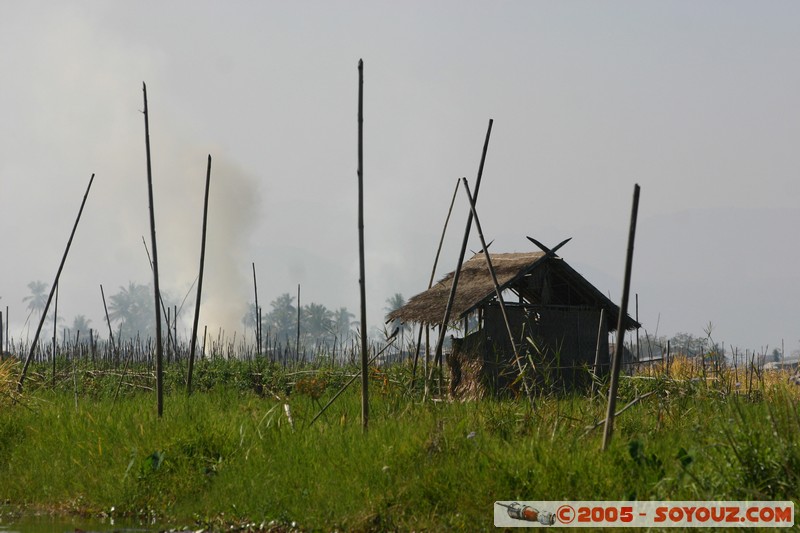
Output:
0,356,798,531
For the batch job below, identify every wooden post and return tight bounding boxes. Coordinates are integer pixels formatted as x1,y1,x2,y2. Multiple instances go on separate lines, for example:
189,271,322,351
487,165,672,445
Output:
461,177,531,398
165,307,171,363
357,59,369,430
602,184,641,451
296,283,301,363
429,119,493,385
188,155,212,395
310,332,397,427
17,174,95,393
635,293,640,364
142,82,165,417
252,262,261,354
100,285,116,355
411,178,459,390
591,308,606,396
52,283,58,387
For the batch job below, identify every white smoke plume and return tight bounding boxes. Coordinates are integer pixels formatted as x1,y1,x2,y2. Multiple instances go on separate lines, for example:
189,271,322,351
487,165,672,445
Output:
143,146,261,341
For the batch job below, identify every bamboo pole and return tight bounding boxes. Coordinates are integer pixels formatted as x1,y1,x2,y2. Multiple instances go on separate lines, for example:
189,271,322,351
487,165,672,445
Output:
142,82,165,417
357,59,369,430
141,237,177,356
460,177,531,398
635,293,640,363
188,155,212,395
100,285,116,355
410,178,459,390
591,308,606,396
252,262,261,354
165,307,171,363
310,332,397,427
602,184,641,451
17,173,95,393
52,283,58,387
429,119,493,387
296,283,301,363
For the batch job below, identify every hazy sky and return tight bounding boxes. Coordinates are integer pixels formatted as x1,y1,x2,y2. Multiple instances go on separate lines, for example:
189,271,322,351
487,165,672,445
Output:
2,2,799,354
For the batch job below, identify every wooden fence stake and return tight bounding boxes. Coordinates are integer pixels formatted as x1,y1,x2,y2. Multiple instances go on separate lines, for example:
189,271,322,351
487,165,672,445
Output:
357,59,369,430
188,155,212,395
100,285,116,355
52,283,58,387
591,308,606,396
411,178,459,390
296,283,302,363
461,177,532,398
252,262,261,354
429,119,493,391
602,184,641,451
142,82,165,417
17,173,95,393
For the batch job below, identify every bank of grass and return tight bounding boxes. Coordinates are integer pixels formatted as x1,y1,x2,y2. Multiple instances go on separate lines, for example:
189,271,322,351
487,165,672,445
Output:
0,357,798,531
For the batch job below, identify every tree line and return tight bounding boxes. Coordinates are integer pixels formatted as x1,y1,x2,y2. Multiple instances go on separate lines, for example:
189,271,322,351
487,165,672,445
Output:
19,280,409,348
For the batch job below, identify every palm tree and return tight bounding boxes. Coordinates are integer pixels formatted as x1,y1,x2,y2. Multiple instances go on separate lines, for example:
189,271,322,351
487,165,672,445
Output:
332,307,355,342
265,293,297,341
108,282,153,339
242,303,259,333
70,315,92,343
303,303,333,345
23,281,49,323
384,293,411,354
384,293,409,335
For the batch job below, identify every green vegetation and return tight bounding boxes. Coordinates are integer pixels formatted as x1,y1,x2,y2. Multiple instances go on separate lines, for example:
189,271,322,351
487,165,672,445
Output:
0,357,798,531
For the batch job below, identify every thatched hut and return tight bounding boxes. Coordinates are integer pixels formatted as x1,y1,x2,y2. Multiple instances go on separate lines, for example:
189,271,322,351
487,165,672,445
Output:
388,247,639,396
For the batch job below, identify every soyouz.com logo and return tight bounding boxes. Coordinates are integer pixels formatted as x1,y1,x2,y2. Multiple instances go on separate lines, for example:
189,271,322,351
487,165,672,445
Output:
494,501,795,528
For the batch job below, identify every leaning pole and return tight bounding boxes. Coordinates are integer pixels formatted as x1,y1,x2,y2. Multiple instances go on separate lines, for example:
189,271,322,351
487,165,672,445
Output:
602,184,641,451
187,155,212,396
17,173,95,393
142,82,165,418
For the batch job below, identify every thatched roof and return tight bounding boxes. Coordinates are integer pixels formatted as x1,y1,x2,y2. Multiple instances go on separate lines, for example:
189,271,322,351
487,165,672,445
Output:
388,251,638,331
388,252,544,325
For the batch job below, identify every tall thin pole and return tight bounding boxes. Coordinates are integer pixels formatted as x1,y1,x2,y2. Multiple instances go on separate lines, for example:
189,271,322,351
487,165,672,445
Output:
143,82,165,417
52,283,58,388
141,236,176,355
100,284,116,366
602,184,641,451
591,308,606,396
411,178,459,390
188,155,212,395
461,178,530,398
252,262,261,354
296,283,301,363
357,59,369,430
635,293,640,363
429,119,493,383
17,173,95,392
